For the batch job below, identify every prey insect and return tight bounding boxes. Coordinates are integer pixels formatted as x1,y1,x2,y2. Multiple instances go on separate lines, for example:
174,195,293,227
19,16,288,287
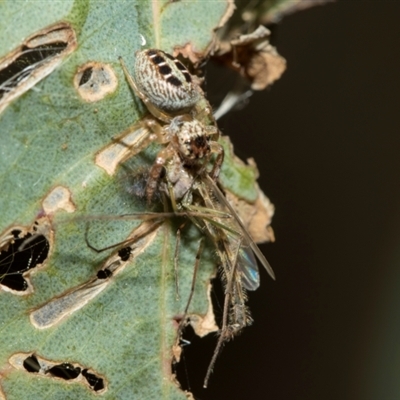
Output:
97,48,275,387
168,173,275,387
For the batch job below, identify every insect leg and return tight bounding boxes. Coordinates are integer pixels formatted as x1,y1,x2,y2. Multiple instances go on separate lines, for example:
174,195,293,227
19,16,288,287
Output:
203,233,242,388
209,141,224,181
178,237,205,334
173,221,189,301
85,219,163,253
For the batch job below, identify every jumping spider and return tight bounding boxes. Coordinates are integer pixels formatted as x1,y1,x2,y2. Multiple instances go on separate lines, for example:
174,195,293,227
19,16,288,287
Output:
119,48,224,205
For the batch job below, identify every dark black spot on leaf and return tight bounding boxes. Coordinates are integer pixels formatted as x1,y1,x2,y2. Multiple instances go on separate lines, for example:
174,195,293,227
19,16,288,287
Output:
118,247,131,261
97,268,112,279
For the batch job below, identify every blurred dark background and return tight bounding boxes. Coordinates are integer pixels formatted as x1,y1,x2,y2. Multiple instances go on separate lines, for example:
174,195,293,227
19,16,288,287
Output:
180,1,400,399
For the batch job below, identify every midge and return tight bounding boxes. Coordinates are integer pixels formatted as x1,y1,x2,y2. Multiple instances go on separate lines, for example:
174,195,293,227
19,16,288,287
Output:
116,48,275,387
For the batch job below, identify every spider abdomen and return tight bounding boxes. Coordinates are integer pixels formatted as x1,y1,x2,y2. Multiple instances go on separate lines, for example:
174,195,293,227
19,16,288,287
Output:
134,49,200,113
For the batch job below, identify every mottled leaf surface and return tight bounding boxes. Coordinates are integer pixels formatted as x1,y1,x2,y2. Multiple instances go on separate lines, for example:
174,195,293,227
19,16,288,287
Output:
0,1,235,399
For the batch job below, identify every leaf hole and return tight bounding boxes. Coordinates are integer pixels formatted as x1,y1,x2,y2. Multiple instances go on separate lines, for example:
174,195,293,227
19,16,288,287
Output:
0,22,77,114
46,363,81,380
12,353,107,394
78,66,93,86
174,276,224,393
74,62,117,102
0,224,50,293
22,354,40,373
82,369,105,392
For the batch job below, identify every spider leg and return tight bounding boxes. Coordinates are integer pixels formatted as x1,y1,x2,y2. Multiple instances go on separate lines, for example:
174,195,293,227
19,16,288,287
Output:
145,144,175,203
98,115,172,176
177,237,205,331
143,118,171,145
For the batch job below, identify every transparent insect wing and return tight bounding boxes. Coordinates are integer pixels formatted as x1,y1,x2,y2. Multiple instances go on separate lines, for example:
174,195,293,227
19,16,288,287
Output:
237,245,260,291
189,178,262,291
134,49,200,113
203,174,276,281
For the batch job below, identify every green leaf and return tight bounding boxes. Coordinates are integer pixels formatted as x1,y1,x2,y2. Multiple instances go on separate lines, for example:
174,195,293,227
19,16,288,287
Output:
0,1,237,399
219,136,260,203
